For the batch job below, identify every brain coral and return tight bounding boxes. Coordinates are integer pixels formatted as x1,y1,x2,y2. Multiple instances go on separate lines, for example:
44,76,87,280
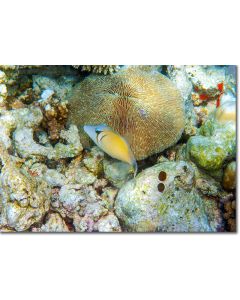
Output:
67,66,185,160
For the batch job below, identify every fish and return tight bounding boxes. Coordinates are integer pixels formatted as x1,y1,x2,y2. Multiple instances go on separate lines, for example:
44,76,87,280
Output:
83,124,138,177
215,100,236,124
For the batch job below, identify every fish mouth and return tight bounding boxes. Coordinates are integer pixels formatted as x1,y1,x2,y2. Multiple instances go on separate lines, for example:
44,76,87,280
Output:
83,125,94,134
83,125,98,144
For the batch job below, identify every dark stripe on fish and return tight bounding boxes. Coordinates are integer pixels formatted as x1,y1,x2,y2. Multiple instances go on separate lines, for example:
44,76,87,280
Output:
97,132,108,143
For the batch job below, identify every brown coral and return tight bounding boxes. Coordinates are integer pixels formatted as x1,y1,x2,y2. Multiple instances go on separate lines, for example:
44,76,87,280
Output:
40,100,69,141
68,66,185,160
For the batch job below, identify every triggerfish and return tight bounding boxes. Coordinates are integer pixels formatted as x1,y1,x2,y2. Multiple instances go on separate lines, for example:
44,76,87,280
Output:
215,100,236,125
84,124,138,177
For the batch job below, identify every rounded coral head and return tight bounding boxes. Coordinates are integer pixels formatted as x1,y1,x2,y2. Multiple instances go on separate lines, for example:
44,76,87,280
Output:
67,66,185,160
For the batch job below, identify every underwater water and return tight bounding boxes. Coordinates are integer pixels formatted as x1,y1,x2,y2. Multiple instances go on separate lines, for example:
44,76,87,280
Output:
0,65,237,233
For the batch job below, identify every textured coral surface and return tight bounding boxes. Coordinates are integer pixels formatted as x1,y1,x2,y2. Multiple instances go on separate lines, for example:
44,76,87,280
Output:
68,66,185,160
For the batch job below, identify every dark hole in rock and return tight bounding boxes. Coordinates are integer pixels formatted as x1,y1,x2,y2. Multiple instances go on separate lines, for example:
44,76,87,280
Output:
158,171,167,181
158,182,165,192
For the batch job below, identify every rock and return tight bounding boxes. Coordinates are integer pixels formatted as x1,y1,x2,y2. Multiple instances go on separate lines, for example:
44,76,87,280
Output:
33,75,78,101
0,142,50,231
167,65,196,131
0,70,7,84
65,165,96,185
83,202,108,221
222,161,236,190
167,66,193,103
31,213,70,232
13,124,83,160
0,107,43,149
187,118,236,172
49,125,83,159
73,215,95,232
95,213,121,232
100,187,118,210
115,161,222,232
82,146,104,176
39,89,54,104
0,71,7,110
44,169,66,187
0,83,7,106
14,127,52,158
58,184,85,214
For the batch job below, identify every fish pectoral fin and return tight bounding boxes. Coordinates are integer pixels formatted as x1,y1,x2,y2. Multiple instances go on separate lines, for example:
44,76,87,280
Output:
133,160,138,177
98,133,108,142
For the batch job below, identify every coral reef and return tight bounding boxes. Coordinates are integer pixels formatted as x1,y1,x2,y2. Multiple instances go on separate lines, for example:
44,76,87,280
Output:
68,66,185,160
0,65,236,232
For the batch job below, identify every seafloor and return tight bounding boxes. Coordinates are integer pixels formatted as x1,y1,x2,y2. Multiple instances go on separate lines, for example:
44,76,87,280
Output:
0,65,236,232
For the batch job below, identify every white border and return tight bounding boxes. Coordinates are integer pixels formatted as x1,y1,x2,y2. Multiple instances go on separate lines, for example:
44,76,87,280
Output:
0,1,239,299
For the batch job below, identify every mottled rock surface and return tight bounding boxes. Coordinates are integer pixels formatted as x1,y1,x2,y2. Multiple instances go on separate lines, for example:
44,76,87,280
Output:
115,161,222,232
0,142,50,231
187,118,236,172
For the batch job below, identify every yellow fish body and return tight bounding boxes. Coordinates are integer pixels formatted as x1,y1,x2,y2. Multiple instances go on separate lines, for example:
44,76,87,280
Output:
84,124,137,176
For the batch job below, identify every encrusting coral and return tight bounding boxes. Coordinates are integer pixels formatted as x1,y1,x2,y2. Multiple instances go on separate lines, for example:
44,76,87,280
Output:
68,66,185,160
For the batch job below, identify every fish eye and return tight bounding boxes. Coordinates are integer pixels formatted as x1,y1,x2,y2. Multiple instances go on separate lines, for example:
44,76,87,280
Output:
95,129,102,134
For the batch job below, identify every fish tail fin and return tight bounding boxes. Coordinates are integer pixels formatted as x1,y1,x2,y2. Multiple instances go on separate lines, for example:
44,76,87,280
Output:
133,160,138,177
